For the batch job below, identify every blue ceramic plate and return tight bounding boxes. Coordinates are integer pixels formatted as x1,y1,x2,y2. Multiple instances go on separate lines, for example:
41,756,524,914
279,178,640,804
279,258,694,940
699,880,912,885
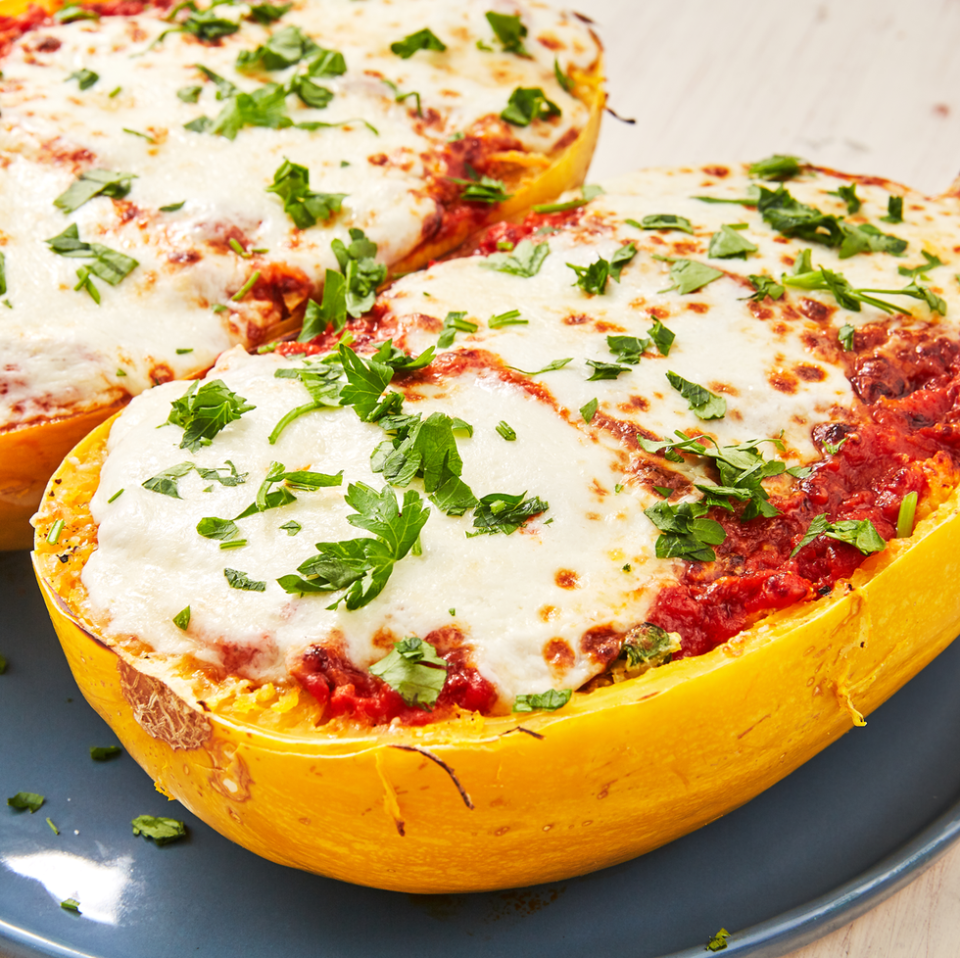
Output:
3,548,960,958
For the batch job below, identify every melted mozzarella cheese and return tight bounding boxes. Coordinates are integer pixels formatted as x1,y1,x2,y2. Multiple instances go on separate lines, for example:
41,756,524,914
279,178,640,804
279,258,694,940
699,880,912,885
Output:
82,163,960,707
0,0,597,427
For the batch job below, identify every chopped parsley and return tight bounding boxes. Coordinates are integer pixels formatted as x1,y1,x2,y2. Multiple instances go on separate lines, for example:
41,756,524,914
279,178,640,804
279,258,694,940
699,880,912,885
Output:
277,482,430,609
627,213,693,234
470,492,548,536
142,462,195,499
161,201,186,212
180,9,239,42
708,224,758,259
438,310,478,348
606,335,649,364
266,158,346,229
828,183,861,214
897,491,918,538
53,169,136,213
881,195,904,224
784,265,946,315
500,86,560,126
488,308,528,328
505,357,572,376
7,791,44,813
369,636,448,708
644,498,726,561
748,154,802,180
554,56,572,93
482,239,549,277
131,814,187,845
56,3,99,22
838,323,856,350
532,183,604,214
332,228,387,318
586,359,630,381
568,243,637,294
236,24,320,71
248,2,292,24
0,251,6,297
580,397,598,423
224,567,267,592
90,745,122,761
745,274,784,302
177,83,203,103
61,898,81,913
390,28,446,58
280,520,302,535
647,320,676,356
706,928,731,952
66,68,98,90
656,256,723,295
122,127,155,142
197,516,240,541
666,371,726,419
209,83,292,140
898,250,944,278
194,65,237,100
165,379,255,451
485,11,529,55
44,223,138,301
173,606,191,630
496,420,517,441
449,172,512,204
46,519,64,545
514,689,571,712
47,817,60,835
790,514,886,557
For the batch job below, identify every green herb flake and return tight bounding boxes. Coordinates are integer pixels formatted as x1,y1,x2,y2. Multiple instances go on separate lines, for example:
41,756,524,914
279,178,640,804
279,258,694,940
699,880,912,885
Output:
532,183,603,214
47,817,60,835
488,308,528,328
56,3,99,22
369,636,448,708
390,27,446,58
505,357,572,377
0,251,6,297
784,265,946,316
897,491,918,538
44,224,139,293
881,195,904,224
266,158,346,230
142,461,194,499
554,56,572,93
485,11,528,55
47,519,65,545
60,898,81,913
482,239,549,277
666,371,726,419
790,514,886,558
568,243,637,295
331,227,387,319
898,250,944,279
197,516,240,541
166,379,255,451
658,257,724,295
644,498,726,562
54,169,136,214
90,745,122,761
122,126,154,142
470,492,548,537
706,928,731,952
131,814,187,845
280,520,302,536
748,154,802,180
586,359,630,381
0,654,7,674
513,688,571,712
580,397,599,423
500,86,560,126
66,68,98,90
7,791,45,813
838,323,856,351
708,224,758,259
248,2,292,25
647,320,676,356
220,538,247,550
177,84,203,103
496,420,517,441
629,213,694,234
828,183,861,214
438,310,478,348
449,173,512,205
745,274,785,302
173,606,191,630
224,567,267,592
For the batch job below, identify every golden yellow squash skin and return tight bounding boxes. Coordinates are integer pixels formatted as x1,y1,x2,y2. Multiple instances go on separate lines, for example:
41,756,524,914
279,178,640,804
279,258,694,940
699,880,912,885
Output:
32,418,960,893
0,0,605,549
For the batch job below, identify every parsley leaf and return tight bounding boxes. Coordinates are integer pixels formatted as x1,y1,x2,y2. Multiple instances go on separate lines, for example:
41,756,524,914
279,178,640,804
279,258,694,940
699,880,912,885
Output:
142,462,195,498
298,271,347,340
648,320,675,355
745,274,784,302
470,492,548,536
482,239,549,277
828,183,861,214
369,636,448,708
449,173,512,204
165,379,255,452
554,56,573,92
224,567,266,592
60,898,80,913
194,64,237,100
568,243,637,294
279,483,429,609
748,154,802,180
580,397,598,423
390,28,446,58
338,343,394,420
131,814,187,845
197,517,240,541
784,266,946,315
331,228,387,317
897,491,918,538
706,928,731,952
195,460,247,486
644,498,726,561
586,359,630,381
66,68,98,90
488,308,528,328
500,86,560,126
532,183,604,214
54,169,136,213
236,24,317,71
56,4,99,22
7,791,44,813
790,514,886,557
708,224,758,259
838,323,855,351
898,250,944,278
280,520,302,535
881,195,904,224
514,689,571,712
606,334,649,364
210,83,292,140
181,9,239,41
485,11,528,55
666,371,726,419
628,213,693,234
0,251,6,297
496,420,517,440
177,84,203,103
505,357,572,376
438,310,478,348
266,158,346,229
173,606,191,630
248,2,292,25
657,256,723,295
90,745,122,761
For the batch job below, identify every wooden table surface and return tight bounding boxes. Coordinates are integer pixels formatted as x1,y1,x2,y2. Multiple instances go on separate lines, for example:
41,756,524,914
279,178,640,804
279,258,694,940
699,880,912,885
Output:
2,2,958,957
588,1,960,954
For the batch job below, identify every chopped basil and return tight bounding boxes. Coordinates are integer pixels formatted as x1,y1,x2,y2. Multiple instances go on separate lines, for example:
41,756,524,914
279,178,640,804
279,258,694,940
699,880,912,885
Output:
337,343,393,419
280,520,302,536
838,323,855,351
470,492,548,536
500,86,560,126
485,11,529,55
369,636,448,708
449,173,512,204
745,274,784,302
142,461,194,499
66,68,98,90
131,814,187,845
505,357,572,376
488,308,528,328
224,567,266,592
90,745,122,761
828,183,861,214
748,154,802,180
7,791,44,813
266,158,346,229
496,421,517,441
580,397,598,423
645,498,726,561
898,250,944,278
897,491,918,538
248,2,292,25
482,239,549,277
568,243,637,294
708,224,758,259
165,379,255,452
197,517,240,541
790,514,886,557
173,606,191,630
390,28,446,58
532,183,604,214
438,310,478,348
277,482,429,609
881,195,904,224
666,371,726,419
657,256,723,295
160,201,186,212
61,898,81,913
628,213,693,234
54,169,136,213
514,689,571,712
586,359,630,381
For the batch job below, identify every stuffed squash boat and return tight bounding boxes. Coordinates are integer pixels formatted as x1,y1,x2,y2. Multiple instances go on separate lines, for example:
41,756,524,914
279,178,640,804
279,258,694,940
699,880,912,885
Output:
33,160,960,892
0,0,604,548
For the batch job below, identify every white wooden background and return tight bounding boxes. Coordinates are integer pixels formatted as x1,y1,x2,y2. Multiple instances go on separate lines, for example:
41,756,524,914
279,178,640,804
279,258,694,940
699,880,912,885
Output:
3,2,960,956
585,1,960,954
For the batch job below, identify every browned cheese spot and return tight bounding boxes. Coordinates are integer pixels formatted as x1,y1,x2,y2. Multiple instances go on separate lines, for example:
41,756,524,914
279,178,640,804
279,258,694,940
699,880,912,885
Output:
543,637,575,678
687,302,709,315
702,165,730,178
539,605,560,623
555,569,580,590
795,363,827,382
769,369,799,394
